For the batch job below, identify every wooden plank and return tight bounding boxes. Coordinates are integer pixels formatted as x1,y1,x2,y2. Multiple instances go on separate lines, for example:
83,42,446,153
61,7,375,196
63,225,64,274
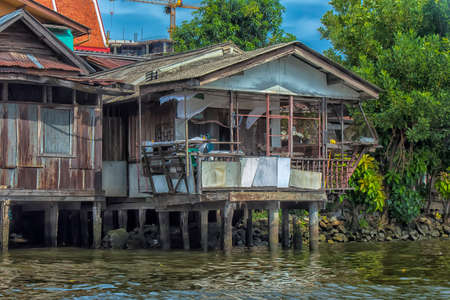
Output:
17,104,40,167
1,200,11,251
158,212,170,250
282,208,290,249
229,191,327,202
44,203,58,247
180,211,189,250
92,202,102,249
0,104,17,169
200,209,208,252
246,209,253,247
223,202,234,254
309,202,319,251
268,206,279,251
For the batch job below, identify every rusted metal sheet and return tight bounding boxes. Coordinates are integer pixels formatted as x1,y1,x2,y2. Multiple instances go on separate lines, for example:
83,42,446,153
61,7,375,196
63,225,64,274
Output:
0,52,81,72
129,163,149,198
41,108,72,154
94,109,102,170
17,104,40,167
58,158,71,189
38,158,59,189
84,169,95,190
102,161,127,197
0,169,16,188
69,169,84,190
71,107,95,169
289,170,322,190
16,167,37,189
0,103,17,168
202,161,241,188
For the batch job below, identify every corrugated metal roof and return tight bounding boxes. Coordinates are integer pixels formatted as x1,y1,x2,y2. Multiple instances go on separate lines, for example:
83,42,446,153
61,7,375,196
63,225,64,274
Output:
0,52,80,72
85,56,136,70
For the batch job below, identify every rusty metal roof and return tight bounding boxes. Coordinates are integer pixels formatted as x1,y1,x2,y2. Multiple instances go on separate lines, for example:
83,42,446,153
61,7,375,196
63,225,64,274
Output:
85,56,136,70
0,52,80,72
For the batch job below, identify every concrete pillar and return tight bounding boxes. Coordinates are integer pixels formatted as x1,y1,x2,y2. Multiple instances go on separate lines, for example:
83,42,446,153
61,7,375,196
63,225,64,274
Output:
1,200,11,251
309,202,319,251
118,210,128,230
103,210,114,233
216,209,223,247
45,203,59,247
223,203,234,254
246,209,253,247
80,205,89,248
92,202,102,249
200,210,208,252
180,211,189,250
292,216,302,250
268,207,279,251
139,209,146,233
282,208,290,249
158,212,170,250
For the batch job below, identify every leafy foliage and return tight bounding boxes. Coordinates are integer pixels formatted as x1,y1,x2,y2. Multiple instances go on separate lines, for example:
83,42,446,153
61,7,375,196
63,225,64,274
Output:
321,0,449,224
345,154,386,213
172,0,296,52
435,168,450,200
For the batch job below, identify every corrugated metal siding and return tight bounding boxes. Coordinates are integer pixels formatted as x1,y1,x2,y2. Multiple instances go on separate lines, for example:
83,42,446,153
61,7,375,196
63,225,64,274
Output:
71,107,95,169
0,104,17,168
41,108,72,154
17,104,40,167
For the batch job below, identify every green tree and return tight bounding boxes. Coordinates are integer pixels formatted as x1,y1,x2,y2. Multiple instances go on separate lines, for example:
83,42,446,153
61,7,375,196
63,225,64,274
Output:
172,0,295,52
320,0,450,224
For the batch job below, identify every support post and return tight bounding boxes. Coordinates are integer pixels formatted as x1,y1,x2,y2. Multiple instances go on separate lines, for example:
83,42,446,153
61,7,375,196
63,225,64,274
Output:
200,209,208,252
1,200,11,251
180,211,190,250
266,93,270,156
103,210,114,233
159,212,170,250
1,83,8,101
92,202,102,249
80,205,89,248
246,209,253,247
268,206,279,251
309,202,319,251
223,203,234,254
282,208,290,249
118,210,128,230
229,91,234,152
216,209,223,247
45,203,59,247
139,209,146,233
292,216,302,250
288,95,294,157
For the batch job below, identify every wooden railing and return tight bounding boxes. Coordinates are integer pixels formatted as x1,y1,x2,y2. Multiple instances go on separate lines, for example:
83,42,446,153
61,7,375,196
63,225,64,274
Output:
291,157,357,190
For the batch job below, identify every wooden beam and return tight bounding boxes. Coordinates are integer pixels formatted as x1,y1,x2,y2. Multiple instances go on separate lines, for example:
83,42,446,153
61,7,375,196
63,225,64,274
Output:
281,208,290,249
246,209,253,247
229,192,327,202
92,202,102,249
200,210,208,252
180,211,190,250
159,212,170,250
1,200,11,251
80,205,89,248
309,202,319,251
288,95,294,157
45,203,58,247
268,206,279,251
292,216,302,250
229,91,234,153
223,202,234,254
266,93,270,156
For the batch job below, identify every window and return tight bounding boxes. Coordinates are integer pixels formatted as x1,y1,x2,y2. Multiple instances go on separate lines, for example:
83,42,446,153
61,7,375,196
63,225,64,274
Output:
41,108,73,155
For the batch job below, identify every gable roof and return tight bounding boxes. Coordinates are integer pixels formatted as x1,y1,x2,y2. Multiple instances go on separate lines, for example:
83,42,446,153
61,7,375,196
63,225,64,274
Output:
0,0,89,37
0,9,94,75
34,0,108,51
93,41,381,103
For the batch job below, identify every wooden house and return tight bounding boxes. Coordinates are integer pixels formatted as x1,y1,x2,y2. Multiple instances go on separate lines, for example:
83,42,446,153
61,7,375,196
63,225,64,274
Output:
94,42,381,252
0,9,128,251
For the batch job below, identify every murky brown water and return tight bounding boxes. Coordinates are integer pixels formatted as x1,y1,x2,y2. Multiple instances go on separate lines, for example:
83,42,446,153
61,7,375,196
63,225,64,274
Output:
1,240,449,299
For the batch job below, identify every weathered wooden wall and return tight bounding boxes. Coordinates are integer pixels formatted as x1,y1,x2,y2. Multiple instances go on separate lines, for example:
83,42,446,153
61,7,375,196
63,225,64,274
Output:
0,102,101,192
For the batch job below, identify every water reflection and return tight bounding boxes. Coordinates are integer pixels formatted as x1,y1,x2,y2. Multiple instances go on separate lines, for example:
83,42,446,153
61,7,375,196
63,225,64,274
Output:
0,240,448,299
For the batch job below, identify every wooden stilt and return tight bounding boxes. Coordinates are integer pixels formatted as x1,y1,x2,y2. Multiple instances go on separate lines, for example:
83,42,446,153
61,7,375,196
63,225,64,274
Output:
92,202,102,249
180,211,190,250
138,209,146,233
71,210,80,246
223,203,234,254
292,216,302,250
216,209,223,248
268,206,279,251
1,200,11,252
118,210,128,230
282,208,290,249
246,209,253,247
159,212,170,250
103,210,114,233
80,205,89,248
45,203,59,247
309,202,319,251
200,209,208,252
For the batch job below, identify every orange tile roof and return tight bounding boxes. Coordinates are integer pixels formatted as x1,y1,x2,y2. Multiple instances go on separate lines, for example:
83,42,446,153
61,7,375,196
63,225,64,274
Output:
34,0,108,50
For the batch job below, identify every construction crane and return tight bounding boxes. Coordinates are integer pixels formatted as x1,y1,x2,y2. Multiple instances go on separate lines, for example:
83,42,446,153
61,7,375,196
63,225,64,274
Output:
110,0,200,39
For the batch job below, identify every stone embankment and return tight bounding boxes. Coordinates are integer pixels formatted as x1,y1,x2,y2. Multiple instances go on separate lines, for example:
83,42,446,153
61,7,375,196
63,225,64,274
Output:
102,214,449,250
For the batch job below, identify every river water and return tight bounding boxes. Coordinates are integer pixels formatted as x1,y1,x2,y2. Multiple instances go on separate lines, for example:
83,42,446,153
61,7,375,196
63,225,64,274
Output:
0,240,449,299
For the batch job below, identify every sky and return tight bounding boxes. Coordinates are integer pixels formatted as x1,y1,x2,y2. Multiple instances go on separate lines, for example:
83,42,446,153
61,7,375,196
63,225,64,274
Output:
98,0,332,53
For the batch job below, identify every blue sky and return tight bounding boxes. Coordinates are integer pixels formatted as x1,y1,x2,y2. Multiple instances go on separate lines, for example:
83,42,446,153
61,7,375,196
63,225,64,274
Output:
98,0,332,52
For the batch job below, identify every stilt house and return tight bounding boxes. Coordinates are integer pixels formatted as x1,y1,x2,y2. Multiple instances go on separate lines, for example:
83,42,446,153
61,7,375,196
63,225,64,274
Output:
0,9,128,251
94,42,381,251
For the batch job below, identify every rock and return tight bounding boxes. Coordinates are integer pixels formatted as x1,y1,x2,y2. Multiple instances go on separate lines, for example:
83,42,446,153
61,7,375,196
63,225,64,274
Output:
393,225,402,237
377,232,385,241
337,224,347,234
333,233,347,242
103,228,129,249
319,221,328,229
431,230,440,238
443,225,450,235
319,234,326,242
419,217,432,226
385,236,392,241
409,230,419,241
416,223,429,236
442,234,448,238
327,239,334,244
330,229,339,235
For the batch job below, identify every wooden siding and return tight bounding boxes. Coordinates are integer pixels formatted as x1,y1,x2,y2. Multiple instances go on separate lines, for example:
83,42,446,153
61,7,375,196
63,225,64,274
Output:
0,102,101,192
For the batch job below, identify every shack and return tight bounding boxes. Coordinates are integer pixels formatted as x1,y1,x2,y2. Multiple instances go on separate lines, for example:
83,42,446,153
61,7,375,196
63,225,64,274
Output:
94,42,381,252
0,9,129,251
